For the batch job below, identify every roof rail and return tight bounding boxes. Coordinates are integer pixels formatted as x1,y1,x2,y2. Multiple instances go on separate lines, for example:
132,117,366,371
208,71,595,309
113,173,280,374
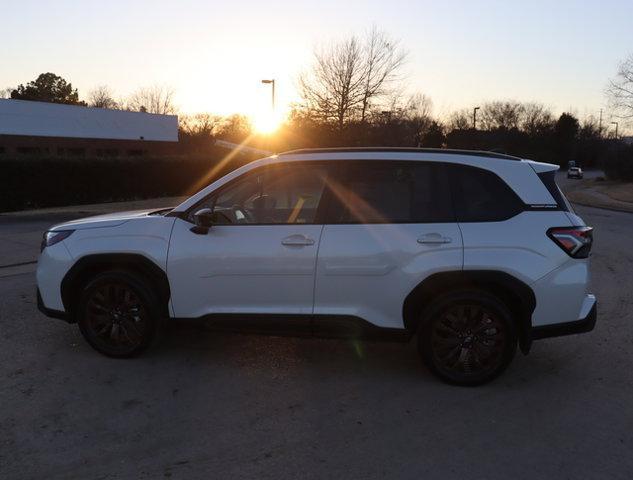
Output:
278,147,523,161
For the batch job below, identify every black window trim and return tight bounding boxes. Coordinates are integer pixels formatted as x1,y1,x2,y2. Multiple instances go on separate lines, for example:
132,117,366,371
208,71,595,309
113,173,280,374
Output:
536,170,571,213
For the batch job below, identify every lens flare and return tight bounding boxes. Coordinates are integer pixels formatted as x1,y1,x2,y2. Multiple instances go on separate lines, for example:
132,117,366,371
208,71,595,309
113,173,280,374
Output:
253,111,281,134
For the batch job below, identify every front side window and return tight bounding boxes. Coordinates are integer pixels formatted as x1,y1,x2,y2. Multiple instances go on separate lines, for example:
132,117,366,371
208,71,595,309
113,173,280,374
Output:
327,162,453,224
194,163,328,224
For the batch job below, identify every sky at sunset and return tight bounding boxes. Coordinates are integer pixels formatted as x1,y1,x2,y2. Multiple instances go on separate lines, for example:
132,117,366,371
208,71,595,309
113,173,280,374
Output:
2,0,633,126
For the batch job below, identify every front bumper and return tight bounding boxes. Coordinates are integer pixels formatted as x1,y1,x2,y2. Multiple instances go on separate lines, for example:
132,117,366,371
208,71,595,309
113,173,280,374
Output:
532,296,597,340
36,288,70,322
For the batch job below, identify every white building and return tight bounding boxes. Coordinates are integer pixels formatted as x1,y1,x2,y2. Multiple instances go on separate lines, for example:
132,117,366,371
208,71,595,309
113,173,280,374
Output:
0,99,178,157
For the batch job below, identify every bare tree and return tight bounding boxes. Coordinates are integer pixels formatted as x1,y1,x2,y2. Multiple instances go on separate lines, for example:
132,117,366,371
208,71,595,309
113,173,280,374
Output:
359,26,407,122
607,54,633,119
479,101,524,130
579,114,601,139
179,113,222,136
447,108,472,130
299,36,366,130
0,87,12,99
299,27,407,131
402,93,433,121
521,102,554,135
88,85,119,109
126,85,177,114
215,114,252,142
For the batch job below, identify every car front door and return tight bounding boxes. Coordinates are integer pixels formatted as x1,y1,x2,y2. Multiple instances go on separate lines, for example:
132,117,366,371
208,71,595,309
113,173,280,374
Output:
313,161,463,332
168,162,330,327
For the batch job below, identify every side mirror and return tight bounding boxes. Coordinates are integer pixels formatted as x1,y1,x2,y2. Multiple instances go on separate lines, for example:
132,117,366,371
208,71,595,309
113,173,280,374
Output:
190,208,214,234
194,208,215,227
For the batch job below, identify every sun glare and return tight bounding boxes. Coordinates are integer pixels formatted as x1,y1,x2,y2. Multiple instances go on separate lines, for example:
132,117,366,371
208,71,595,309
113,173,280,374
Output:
253,111,282,134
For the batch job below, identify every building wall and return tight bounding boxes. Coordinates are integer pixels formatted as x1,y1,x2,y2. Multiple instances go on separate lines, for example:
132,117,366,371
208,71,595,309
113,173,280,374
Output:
0,99,178,142
0,99,179,157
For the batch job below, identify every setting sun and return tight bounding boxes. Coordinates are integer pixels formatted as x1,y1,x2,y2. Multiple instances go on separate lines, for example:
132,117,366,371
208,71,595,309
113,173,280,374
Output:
253,110,282,134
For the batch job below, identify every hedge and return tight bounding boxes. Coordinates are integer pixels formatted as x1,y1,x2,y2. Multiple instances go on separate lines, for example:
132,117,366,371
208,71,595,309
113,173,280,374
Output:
602,145,633,182
0,152,256,212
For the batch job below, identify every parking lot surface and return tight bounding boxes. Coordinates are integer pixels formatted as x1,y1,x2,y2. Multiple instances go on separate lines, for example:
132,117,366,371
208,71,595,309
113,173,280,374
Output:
1,191,632,479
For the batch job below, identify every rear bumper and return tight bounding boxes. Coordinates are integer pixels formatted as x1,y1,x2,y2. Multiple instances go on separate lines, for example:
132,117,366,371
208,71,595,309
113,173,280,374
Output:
37,288,71,322
532,295,596,340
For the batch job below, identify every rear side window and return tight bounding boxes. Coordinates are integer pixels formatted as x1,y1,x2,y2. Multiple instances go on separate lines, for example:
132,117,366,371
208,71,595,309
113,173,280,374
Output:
328,162,453,223
448,164,525,222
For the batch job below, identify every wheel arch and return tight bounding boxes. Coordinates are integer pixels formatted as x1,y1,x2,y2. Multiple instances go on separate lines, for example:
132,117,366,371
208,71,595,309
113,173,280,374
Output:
60,253,171,322
402,270,536,354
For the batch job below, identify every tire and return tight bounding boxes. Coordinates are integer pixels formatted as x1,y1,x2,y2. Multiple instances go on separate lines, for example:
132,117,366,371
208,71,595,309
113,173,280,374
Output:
77,270,162,358
417,290,517,386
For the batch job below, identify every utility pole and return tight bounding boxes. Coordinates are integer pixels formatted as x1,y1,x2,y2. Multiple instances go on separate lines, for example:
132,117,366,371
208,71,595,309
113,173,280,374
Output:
599,109,603,136
611,121,619,139
261,79,275,110
473,106,480,130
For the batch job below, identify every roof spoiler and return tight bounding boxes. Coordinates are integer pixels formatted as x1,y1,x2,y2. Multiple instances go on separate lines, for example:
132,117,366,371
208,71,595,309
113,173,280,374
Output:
526,160,559,173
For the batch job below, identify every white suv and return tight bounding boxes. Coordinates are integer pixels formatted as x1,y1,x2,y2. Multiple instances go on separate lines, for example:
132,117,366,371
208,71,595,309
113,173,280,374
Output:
37,148,596,385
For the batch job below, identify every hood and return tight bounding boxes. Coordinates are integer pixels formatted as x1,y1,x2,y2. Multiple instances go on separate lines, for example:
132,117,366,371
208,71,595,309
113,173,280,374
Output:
49,209,169,232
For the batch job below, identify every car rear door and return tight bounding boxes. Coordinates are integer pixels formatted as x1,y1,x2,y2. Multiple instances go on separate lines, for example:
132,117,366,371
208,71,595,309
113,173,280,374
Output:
313,160,463,332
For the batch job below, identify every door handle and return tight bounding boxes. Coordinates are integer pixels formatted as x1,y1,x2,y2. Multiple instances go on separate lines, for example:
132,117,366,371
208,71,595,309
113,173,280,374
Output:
417,233,452,244
281,235,315,246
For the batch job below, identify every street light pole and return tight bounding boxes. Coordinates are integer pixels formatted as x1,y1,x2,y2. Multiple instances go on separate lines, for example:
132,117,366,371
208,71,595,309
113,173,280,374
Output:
261,79,275,110
473,106,480,130
611,121,619,139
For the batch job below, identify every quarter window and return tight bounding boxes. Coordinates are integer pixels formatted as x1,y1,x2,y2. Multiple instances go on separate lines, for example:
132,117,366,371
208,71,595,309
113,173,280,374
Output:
448,164,524,222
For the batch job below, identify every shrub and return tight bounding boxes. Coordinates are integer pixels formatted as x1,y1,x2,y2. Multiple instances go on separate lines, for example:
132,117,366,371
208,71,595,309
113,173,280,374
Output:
0,151,256,212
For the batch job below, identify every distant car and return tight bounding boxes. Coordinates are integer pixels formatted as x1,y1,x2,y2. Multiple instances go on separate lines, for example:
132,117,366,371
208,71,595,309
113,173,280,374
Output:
36,148,596,385
567,166,583,179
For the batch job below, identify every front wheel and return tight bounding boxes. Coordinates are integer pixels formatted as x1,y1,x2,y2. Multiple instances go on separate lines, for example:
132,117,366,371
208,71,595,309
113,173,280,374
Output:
77,271,161,357
418,291,517,386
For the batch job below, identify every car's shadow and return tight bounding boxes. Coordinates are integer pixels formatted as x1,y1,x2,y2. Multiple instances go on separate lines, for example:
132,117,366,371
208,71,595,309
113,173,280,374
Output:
149,319,429,382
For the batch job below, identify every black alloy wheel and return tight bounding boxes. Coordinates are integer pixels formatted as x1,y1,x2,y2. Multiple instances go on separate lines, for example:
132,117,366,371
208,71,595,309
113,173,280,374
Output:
419,291,517,385
78,271,160,357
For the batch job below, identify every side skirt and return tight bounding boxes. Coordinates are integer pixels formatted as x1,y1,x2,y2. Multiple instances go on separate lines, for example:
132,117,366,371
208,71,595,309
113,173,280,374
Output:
170,314,412,342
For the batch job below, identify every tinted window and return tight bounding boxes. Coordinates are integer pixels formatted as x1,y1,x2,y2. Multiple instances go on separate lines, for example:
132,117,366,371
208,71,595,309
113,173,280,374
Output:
328,162,453,223
194,164,328,224
449,165,524,222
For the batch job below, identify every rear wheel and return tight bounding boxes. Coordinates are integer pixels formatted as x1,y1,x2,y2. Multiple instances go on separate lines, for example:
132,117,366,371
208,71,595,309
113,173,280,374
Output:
418,291,517,386
77,271,161,357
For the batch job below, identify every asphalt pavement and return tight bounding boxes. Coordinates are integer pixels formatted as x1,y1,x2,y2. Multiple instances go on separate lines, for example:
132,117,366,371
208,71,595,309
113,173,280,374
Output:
1,178,632,479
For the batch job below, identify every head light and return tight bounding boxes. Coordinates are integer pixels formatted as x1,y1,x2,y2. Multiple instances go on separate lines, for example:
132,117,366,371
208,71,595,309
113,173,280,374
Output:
41,230,74,252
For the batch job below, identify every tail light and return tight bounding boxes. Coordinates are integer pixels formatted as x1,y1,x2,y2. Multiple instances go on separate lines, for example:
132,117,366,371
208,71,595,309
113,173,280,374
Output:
547,226,593,258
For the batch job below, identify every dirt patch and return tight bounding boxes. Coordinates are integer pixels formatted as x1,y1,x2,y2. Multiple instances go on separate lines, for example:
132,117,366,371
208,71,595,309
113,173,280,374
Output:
564,179,633,213
602,182,633,203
